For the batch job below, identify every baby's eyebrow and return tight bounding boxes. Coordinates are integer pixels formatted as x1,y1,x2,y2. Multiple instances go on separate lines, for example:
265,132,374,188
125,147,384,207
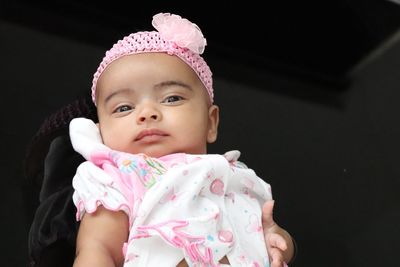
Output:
104,88,133,104
103,81,192,104
154,80,193,91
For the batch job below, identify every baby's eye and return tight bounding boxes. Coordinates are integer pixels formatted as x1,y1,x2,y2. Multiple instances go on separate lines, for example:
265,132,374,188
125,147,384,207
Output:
163,95,184,104
114,105,133,113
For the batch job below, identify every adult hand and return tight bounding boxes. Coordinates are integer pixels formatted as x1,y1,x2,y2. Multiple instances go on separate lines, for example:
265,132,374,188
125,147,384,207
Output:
262,200,294,267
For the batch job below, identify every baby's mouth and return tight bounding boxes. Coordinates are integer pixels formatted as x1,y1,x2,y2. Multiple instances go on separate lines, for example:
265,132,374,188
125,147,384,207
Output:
135,129,168,142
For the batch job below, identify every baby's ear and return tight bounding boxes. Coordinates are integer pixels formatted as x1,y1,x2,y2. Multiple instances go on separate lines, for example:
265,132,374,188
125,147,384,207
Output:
207,105,219,143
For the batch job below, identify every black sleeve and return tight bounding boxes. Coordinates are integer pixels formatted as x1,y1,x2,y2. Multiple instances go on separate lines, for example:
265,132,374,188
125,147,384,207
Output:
24,96,97,267
28,135,84,267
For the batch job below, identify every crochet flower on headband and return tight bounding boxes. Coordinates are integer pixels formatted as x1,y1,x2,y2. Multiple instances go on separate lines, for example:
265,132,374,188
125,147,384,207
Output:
152,13,207,54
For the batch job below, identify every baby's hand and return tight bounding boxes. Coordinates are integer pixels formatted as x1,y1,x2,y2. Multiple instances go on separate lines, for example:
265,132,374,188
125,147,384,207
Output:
262,200,291,267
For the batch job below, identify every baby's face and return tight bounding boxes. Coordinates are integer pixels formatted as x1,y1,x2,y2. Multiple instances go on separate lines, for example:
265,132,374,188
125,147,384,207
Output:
95,53,219,158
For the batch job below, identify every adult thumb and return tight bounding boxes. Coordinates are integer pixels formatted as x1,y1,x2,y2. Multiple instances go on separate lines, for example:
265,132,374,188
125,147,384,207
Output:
262,200,276,229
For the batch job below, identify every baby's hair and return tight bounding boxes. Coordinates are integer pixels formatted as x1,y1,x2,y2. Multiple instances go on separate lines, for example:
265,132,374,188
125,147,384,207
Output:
24,96,97,186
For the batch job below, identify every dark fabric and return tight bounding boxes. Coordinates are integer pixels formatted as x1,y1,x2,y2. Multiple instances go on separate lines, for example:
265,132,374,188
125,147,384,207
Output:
28,135,84,267
24,96,97,267
28,240,75,267
24,96,97,190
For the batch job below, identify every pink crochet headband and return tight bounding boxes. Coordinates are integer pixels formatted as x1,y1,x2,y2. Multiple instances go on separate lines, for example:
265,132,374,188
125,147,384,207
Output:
91,13,213,105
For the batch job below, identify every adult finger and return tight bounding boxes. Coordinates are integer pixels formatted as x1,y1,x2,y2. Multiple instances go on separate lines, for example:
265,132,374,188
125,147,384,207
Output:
269,247,284,267
266,233,288,251
262,200,276,229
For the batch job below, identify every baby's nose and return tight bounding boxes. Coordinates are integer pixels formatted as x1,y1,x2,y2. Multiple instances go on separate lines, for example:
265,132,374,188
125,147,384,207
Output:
136,104,161,123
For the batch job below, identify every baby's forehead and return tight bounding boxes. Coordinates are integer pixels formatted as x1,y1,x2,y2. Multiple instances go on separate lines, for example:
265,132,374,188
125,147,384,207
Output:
91,23,213,106
96,53,209,94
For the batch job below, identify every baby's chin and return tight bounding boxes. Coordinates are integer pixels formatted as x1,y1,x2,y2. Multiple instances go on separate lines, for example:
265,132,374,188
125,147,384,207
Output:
119,144,206,158
123,148,180,158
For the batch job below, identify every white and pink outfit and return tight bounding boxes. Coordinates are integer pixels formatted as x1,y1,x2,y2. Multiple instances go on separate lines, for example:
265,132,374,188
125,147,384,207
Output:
70,118,273,267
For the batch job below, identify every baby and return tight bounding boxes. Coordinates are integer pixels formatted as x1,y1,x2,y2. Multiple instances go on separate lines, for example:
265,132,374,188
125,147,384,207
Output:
70,13,292,267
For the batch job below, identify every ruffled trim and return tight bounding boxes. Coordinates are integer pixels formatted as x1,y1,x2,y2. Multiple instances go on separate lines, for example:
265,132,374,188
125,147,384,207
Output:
75,198,133,225
72,160,137,226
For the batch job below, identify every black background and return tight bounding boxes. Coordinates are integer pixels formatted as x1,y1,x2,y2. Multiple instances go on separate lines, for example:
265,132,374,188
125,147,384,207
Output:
1,1,400,266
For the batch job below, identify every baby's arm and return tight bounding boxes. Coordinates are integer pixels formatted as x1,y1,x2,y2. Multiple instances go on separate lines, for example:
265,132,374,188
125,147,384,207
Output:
73,206,129,267
262,200,296,267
